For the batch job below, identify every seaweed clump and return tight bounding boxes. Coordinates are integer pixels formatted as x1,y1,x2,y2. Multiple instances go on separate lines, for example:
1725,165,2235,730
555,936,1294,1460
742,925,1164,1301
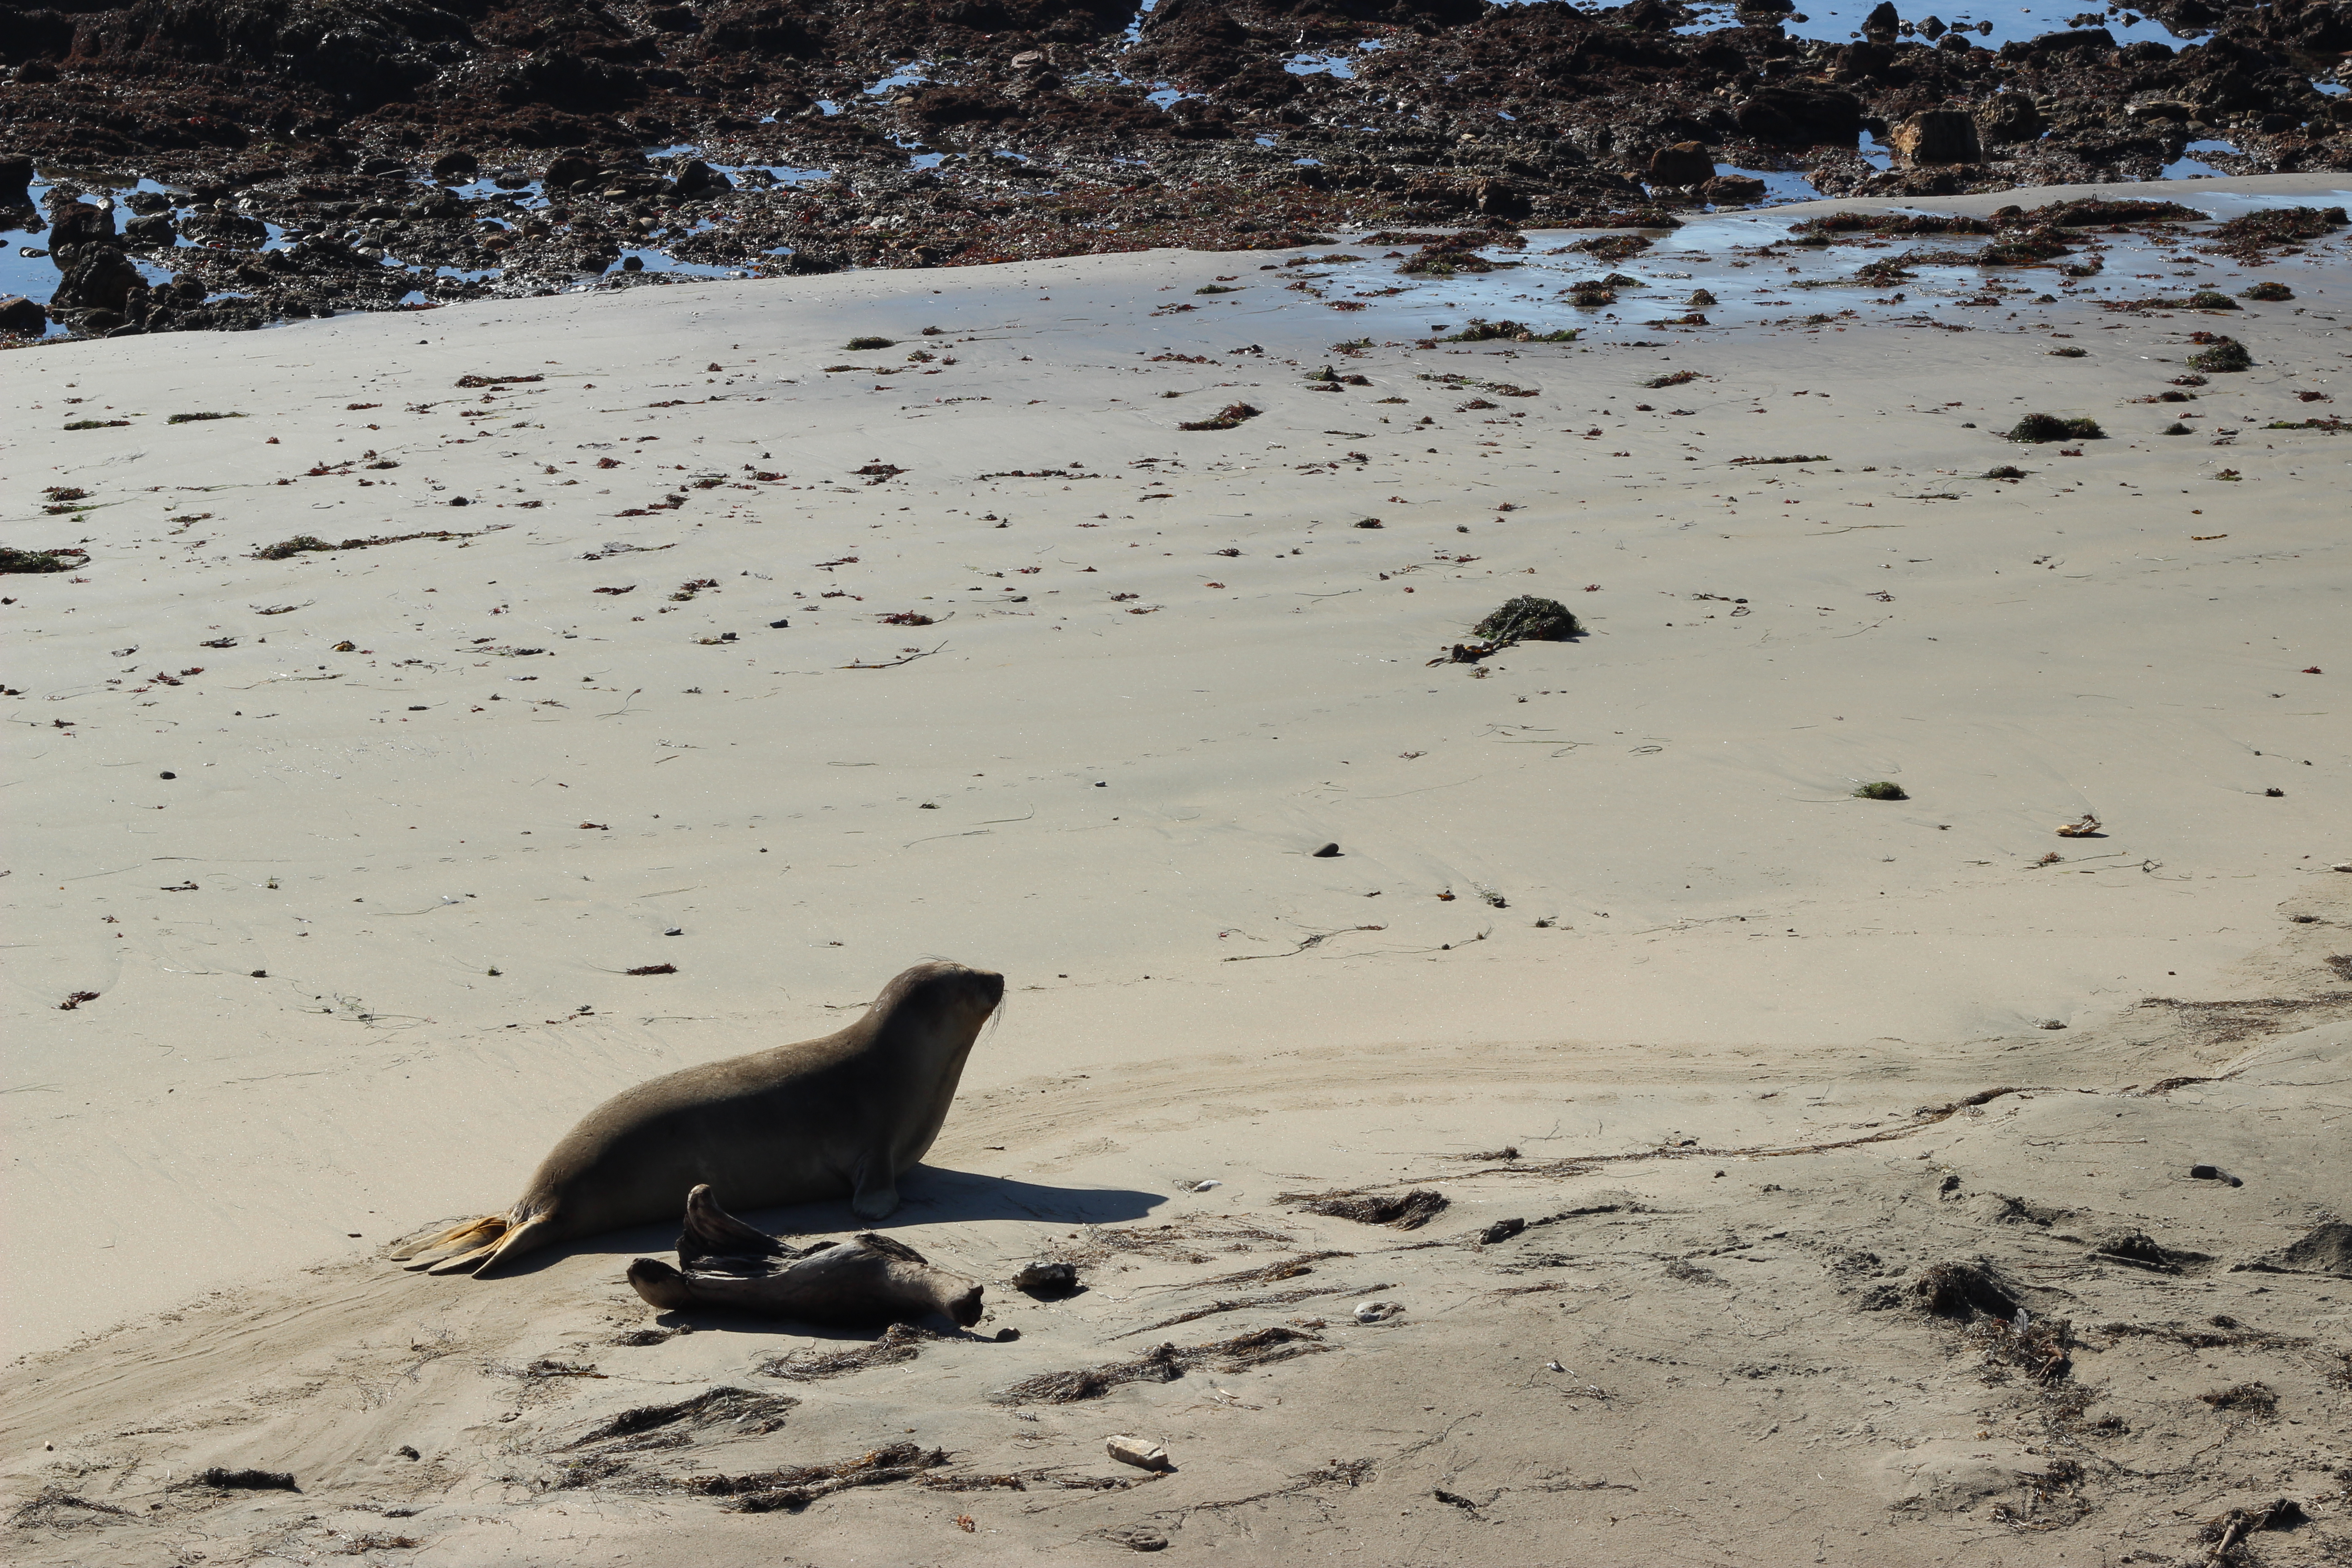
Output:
2186,335,2253,373
1853,781,1908,800
1282,1187,1450,1230
2009,413,2105,443
1442,318,1576,343
1471,595,1582,644
1178,401,1261,431
0,545,89,573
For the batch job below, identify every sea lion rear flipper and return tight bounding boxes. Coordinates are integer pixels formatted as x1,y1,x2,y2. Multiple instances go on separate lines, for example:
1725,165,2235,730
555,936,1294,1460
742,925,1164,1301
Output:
678,1184,789,1269
392,1215,507,1268
467,1213,559,1277
848,1153,900,1222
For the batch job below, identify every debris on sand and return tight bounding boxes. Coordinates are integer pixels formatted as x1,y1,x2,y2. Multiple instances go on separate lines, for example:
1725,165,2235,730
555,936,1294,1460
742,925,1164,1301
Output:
1440,318,1576,343
1107,1435,1173,1472
1853,781,1908,801
687,1441,949,1512
2186,335,2253,373
570,1387,798,1446
992,1326,1328,1405
190,1467,299,1492
755,1323,937,1382
2198,1381,2278,1416
253,530,470,560
1014,1261,1081,1297
1280,1187,1450,1230
1178,402,1261,432
1911,1259,2023,1318
2008,413,2104,443
0,545,90,574
1470,596,1580,645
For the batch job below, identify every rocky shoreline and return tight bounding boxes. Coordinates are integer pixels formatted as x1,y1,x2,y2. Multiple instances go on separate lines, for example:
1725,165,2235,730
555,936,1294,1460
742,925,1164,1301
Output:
2,0,2347,336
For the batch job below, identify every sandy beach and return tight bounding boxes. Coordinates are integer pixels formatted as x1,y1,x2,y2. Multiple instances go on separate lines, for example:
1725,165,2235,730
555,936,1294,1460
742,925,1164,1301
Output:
5,174,2348,1565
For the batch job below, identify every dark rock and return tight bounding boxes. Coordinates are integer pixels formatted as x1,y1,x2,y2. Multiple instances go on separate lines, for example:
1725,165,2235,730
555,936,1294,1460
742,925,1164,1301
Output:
1705,173,1767,205
1862,0,1900,38
1979,93,2048,143
0,155,32,207
47,200,116,256
53,246,142,314
1890,109,1982,164
430,150,478,181
1736,88,1864,146
0,295,48,336
122,212,178,248
1013,1261,1080,1296
1648,142,1716,187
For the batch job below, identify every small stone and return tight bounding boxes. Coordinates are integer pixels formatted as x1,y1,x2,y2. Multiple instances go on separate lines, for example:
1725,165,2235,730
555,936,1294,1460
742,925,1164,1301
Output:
1107,1435,1173,1472
159,770,176,779
1312,842,1341,857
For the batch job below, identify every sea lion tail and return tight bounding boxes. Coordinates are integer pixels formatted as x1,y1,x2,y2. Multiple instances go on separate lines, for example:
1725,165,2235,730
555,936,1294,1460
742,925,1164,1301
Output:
391,1215,508,1269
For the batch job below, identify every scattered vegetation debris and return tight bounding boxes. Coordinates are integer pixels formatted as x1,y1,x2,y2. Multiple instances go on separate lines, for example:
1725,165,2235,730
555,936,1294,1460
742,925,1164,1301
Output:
1729,453,1828,466
844,336,897,351
2047,346,2088,358
1471,595,1581,644
2186,335,2253,373
571,1387,798,1446
689,1441,947,1512
1644,370,1701,388
64,419,130,429
1,546,90,574
1912,1259,2023,1318
626,963,677,975
2008,413,2104,443
167,411,245,423
2198,1382,2278,1416
1441,318,1575,343
1853,781,1908,801
454,373,543,387
1280,1187,1450,1230
1984,464,2029,479
878,612,935,626
57,991,100,1011
1178,402,1262,432
991,1326,1327,1405
755,1323,938,1382
2197,1498,2309,1560
191,1468,299,1492
253,530,468,559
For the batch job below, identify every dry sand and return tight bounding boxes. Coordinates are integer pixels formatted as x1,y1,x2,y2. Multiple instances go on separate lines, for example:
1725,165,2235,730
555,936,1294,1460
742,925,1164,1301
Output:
5,174,2349,1565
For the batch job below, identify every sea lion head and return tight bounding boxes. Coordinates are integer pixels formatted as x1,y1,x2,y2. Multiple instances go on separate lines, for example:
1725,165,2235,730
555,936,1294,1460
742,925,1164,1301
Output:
878,960,1004,1037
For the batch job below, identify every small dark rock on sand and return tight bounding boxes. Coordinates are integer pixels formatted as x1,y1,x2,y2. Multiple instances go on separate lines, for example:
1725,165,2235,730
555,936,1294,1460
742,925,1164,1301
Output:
1013,1261,1080,1297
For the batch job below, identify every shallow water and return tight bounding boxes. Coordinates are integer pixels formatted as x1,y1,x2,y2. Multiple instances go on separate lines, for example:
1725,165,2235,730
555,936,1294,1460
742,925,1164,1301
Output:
1237,186,2350,344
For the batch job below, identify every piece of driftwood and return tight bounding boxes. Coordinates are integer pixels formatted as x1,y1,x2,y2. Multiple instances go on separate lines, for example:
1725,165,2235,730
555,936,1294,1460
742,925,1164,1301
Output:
626,1184,982,1327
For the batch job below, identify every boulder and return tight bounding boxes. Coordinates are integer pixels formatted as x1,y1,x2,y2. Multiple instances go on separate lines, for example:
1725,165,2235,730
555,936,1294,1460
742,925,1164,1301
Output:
1648,141,1716,187
122,212,178,248
431,150,479,181
1736,88,1864,146
1980,94,2048,143
544,154,598,190
0,155,32,207
1705,173,1769,205
667,157,733,198
1862,0,1900,38
1889,109,1982,164
0,294,48,336
47,200,115,256
1474,176,1532,218
52,245,142,314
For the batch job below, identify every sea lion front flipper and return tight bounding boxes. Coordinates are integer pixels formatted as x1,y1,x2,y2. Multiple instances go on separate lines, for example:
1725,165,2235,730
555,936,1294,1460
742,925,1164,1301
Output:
848,1152,900,1222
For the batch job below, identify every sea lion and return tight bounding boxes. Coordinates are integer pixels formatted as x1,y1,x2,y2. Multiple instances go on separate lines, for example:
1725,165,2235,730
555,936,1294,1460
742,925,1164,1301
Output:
392,960,1004,1276
623,1183,984,1327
